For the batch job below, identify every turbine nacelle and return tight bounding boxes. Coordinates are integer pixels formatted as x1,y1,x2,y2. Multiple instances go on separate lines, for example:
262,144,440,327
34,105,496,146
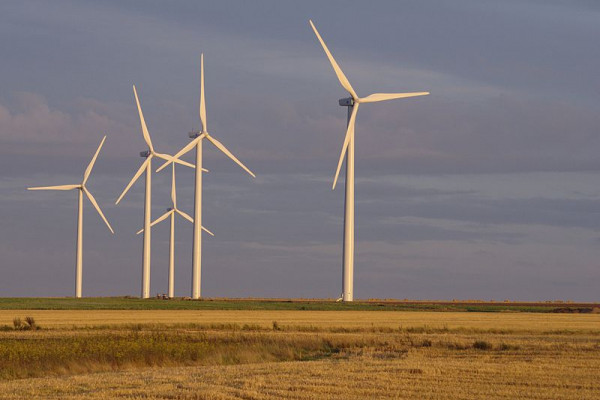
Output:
189,130,202,139
338,97,354,107
140,150,151,158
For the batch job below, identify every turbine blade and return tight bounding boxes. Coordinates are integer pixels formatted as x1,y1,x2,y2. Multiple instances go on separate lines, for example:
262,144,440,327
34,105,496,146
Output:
309,20,358,99
175,208,193,223
360,92,430,103
333,104,359,190
155,138,200,173
200,53,207,132
175,208,213,236
83,136,107,185
116,156,151,204
171,164,176,207
206,135,255,178
133,85,154,152
28,184,80,191
137,209,174,234
83,187,114,234
154,152,196,169
174,158,196,169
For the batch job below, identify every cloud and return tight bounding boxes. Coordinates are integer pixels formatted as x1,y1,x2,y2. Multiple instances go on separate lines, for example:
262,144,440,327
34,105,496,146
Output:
0,92,137,158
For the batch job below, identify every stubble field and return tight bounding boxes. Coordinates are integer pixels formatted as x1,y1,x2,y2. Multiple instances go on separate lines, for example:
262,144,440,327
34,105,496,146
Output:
0,300,599,399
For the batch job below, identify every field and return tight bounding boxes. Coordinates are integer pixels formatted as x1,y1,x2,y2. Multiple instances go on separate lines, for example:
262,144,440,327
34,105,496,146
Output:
1,297,599,312
0,298,599,399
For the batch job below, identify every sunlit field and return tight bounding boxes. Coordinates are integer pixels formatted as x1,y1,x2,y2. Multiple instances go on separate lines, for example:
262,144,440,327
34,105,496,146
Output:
1,299,599,399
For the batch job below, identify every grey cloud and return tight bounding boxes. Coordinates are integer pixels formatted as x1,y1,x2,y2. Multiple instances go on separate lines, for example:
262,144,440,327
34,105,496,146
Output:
0,1,599,301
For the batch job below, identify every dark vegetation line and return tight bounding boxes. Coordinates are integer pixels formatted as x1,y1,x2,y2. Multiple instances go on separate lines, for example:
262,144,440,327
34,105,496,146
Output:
0,298,598,312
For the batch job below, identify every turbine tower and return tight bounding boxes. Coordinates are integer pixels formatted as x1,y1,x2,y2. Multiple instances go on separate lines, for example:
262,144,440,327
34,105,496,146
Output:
137,163,214,298
116,85,197,299
156,54,255,299
309,20,429,301
28,136,114,298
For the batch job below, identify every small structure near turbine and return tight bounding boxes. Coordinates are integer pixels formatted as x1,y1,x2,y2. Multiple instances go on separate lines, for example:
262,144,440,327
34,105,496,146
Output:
28,136,114,298
156,54,255,299
309,20,429,301
115,86,199,299
137,163,214,298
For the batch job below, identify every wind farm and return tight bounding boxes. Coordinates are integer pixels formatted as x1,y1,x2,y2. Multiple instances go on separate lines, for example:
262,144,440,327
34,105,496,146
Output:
2,2,600,400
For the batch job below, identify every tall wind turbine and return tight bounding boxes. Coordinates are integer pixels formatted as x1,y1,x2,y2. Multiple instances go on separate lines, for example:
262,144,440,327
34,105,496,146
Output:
156,54,255,299
116,85,197,299
28,136,114,298
136,163,214,298
309,20,429,302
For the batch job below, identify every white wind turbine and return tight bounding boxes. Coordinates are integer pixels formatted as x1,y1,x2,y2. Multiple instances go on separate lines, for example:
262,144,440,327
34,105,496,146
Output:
28,136,114,298
136,163,214,298
309,20,429,302
156,54,255,299
116,85,199,299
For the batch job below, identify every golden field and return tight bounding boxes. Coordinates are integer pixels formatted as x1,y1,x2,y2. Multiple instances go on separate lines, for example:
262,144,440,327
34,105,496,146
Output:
1,309,599,399
1,309,599,331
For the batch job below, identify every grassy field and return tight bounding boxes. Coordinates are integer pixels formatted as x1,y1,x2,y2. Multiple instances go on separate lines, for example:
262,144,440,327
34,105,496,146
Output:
1,307,599,399
1,297,598,312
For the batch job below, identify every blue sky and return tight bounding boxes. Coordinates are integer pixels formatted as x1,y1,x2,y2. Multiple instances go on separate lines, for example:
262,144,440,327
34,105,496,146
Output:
1,0,599,300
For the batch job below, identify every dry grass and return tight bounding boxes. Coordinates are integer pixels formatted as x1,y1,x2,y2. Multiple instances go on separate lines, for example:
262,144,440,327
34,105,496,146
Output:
1,309,599,332
0,310,599,399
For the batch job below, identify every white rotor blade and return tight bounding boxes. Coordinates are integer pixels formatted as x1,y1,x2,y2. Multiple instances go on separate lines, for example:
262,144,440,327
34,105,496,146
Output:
309,20,358,99
175,208,193,223
174,208,212,235
333,104,359,190
200,53,207,132
116,156,151,204
154,152,196,169
28,184,80,191
206,135,255,178
83,187,114,234
171,164,176,207
155,137,200,172
133,85,154,152
136,209,173,234
83,136,107,185
360,92,429,103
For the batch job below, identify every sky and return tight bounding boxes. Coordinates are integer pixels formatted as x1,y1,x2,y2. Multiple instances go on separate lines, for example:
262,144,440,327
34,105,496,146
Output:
0,0,599,301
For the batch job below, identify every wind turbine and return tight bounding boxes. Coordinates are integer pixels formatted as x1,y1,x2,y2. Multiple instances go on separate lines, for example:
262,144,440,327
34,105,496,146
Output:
116,85,199,299
156,54,255,299
309,20,429,302
28,136,114,298
136,163,214,298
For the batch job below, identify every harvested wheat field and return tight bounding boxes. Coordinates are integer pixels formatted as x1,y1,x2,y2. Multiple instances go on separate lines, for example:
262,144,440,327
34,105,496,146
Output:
2,309,599,331
1,308,599,399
